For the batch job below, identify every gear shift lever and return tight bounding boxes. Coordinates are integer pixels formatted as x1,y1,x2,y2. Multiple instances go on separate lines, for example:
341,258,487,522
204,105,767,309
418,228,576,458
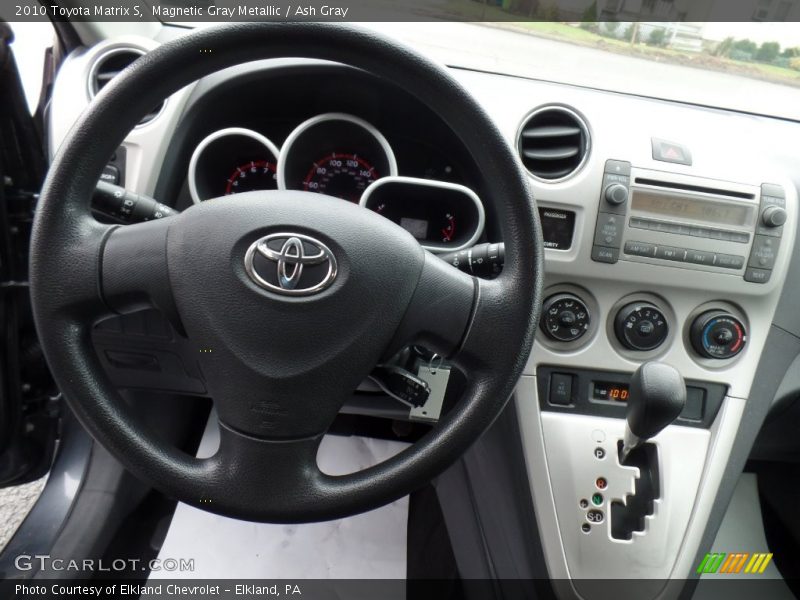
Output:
620,362,686,463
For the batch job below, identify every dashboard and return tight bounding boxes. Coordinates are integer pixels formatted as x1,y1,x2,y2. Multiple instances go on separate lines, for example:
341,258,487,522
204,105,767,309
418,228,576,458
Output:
151,65,491,254
46,31,800,599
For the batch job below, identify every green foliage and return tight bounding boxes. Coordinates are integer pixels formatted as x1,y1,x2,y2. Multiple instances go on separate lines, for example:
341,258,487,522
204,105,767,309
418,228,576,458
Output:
756,41,780,63
581,0,596,22
623,24,634,41
732,39,757,54
715,36,734,57
781,46,800,58
647,27,667,47
729,49,754,62
603,21,621,36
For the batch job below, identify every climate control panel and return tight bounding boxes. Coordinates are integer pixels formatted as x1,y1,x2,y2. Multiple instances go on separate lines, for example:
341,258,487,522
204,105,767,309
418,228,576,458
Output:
539,290,748,364
614,302,669,351
541,293,591,342
690,310,747,360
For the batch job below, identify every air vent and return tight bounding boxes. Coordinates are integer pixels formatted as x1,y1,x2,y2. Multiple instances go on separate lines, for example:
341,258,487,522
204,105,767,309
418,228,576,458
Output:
89,48,164,125
517,106,590,181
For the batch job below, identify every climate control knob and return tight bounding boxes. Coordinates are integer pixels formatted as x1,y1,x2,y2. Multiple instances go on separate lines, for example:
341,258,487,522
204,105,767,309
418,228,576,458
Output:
541,294,590,342
615,302,669,351
690,310,747,359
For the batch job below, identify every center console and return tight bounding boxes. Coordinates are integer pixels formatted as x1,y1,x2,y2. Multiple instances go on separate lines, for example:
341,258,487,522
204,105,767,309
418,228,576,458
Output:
515,155,796,599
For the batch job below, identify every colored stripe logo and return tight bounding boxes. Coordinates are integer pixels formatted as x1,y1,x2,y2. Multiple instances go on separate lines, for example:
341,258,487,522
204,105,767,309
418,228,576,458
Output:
697,552,773,574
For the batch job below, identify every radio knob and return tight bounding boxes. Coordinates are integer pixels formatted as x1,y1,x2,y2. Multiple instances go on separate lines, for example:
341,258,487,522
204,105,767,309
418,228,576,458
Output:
762,206,787,228
614,302,669,351
690,310,746,359
604,183,629,206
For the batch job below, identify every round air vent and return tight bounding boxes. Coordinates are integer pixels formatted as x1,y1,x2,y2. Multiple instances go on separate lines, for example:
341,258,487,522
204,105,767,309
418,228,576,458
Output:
88,48,164,125
517,106,590,182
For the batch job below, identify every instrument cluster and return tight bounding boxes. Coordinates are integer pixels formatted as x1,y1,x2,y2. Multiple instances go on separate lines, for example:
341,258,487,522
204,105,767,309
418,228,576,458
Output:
187,112,484,252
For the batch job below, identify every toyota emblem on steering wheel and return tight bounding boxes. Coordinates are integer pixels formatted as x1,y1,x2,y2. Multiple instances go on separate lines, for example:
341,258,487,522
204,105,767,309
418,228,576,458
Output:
244,233,338,296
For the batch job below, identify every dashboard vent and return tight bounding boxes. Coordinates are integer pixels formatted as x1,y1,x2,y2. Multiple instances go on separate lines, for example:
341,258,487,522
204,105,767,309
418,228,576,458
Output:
89,48,164,125
517,106,590,181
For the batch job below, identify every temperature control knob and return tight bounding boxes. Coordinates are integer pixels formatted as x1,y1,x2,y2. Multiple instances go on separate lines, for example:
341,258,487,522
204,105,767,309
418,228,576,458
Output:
541,294,591,342
690,310,747,359
615,302,669,351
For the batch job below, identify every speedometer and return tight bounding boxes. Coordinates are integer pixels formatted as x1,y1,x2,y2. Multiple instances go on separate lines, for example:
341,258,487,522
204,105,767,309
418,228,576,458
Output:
278,113,397,203
303,153,378,203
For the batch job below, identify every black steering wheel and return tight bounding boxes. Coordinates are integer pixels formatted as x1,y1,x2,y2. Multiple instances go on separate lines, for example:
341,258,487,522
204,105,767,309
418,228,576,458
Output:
29,23,543,523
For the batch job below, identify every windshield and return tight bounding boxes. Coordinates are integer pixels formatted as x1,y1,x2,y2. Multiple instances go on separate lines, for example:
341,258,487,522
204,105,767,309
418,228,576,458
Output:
358,22,800,121
13,14,800,121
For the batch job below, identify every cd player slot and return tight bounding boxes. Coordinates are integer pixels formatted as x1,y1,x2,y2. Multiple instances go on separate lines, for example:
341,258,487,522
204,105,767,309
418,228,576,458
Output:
633,178,755,200
629,217,750,244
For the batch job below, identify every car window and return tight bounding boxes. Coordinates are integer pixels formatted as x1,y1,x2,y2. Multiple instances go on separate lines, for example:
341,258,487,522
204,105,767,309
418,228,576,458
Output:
10,22,54,114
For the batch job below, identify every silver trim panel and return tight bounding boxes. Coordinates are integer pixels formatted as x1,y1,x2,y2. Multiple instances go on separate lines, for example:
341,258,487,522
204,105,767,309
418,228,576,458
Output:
277,112,398,194
187,127,281,204
359,176,485,253
515,104,592,184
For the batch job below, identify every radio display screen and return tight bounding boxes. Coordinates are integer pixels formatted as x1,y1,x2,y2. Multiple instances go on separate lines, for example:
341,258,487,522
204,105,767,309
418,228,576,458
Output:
631,190,755,227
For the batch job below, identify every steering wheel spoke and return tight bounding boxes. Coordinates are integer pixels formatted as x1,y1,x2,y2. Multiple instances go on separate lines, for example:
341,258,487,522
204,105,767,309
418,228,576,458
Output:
201,422,327,522
101,217,182,328
386,252,477,360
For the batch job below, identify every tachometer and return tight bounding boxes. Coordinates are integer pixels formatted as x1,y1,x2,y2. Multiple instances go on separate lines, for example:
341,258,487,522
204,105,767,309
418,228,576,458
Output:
188,128,280,203
226,160,278,195
278,113,397,203
303,153,378,203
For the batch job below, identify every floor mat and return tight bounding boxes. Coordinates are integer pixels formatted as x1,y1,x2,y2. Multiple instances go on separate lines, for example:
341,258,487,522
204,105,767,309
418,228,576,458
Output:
0,474,47,553
151,413,409,579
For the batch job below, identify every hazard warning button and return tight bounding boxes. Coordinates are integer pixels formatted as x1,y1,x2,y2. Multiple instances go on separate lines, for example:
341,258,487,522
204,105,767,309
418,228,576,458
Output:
651,138,692,166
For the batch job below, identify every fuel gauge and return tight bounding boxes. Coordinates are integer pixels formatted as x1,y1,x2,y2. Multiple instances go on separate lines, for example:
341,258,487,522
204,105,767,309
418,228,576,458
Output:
361,176,484,253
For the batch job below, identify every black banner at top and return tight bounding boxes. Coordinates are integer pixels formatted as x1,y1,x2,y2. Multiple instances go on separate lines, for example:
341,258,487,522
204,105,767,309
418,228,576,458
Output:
5,0,800,23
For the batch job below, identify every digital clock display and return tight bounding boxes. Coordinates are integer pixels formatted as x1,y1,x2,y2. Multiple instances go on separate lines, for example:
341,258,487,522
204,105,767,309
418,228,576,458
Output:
592,381,630,403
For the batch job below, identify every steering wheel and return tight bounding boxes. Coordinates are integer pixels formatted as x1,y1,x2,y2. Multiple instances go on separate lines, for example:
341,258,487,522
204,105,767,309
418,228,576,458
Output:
30,23,543,523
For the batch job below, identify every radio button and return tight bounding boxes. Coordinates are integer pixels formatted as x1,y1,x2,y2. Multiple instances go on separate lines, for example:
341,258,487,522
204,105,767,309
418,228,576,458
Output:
683,250,713,265
758,188,786,238
594,213,624,248
605,183,629,206
591,245,619,264
624,241,656,257
761,206,787,228
744,268,772,284
655,246,686,262
600,174,629,215
714,254,745,269
748,235,780,269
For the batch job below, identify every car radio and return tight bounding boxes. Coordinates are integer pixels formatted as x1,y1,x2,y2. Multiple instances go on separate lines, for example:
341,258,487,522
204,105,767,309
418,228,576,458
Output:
591,160,787,284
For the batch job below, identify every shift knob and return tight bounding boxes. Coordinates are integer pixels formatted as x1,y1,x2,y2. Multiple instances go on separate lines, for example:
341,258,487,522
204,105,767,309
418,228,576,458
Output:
621,362,686,462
